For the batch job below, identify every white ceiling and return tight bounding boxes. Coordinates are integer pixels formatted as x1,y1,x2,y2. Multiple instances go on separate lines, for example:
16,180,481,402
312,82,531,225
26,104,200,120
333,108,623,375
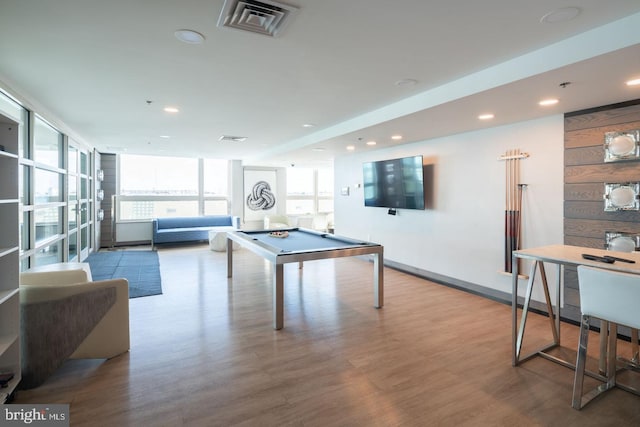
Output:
1,0,640,167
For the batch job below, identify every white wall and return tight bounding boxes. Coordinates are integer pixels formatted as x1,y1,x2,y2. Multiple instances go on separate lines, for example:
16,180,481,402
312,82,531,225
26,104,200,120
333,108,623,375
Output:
334,115,564,299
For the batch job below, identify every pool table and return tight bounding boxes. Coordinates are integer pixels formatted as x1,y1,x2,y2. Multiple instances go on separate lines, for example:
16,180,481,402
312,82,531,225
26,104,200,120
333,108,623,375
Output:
226,228,384,329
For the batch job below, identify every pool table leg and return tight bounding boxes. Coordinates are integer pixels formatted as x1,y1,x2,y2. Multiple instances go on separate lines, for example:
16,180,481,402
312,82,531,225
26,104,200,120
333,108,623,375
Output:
274,263,284,330
226,238,233,278
374,252,384,308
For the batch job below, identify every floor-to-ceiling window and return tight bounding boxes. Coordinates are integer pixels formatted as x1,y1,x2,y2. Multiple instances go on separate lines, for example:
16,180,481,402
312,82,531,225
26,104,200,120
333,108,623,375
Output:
285,166,334,230
0,91,29,270
67,144,79,260
66,142,94,261
285,167,334,214
203,158,230,215
78,148,93,259
30,117,66,266
117,154,229,220
1,88,97,270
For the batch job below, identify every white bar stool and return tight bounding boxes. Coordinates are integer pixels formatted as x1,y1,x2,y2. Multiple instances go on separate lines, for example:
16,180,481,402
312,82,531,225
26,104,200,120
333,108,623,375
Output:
573,265,640,409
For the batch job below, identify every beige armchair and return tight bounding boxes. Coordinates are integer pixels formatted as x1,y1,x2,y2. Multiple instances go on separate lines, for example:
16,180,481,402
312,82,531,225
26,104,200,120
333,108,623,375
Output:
19,263,130,389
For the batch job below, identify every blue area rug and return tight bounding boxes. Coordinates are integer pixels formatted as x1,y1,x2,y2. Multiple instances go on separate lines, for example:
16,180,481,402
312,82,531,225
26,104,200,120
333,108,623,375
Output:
85,251,162,298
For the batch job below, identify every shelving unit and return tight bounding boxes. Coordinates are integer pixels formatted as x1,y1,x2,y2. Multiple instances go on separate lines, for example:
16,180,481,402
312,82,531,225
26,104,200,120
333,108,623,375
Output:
0,116,20,402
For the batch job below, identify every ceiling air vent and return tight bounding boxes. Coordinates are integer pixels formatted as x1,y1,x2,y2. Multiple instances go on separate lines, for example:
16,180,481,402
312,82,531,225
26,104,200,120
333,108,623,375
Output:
219,135,248,142
217,0,298,37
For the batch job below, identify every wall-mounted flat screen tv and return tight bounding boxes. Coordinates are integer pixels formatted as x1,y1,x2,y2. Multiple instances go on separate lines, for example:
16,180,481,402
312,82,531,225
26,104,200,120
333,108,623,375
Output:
363,155,425,209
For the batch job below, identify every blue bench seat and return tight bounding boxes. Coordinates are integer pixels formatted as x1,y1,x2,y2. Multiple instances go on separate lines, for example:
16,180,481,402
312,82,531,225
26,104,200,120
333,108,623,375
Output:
152,215,240,247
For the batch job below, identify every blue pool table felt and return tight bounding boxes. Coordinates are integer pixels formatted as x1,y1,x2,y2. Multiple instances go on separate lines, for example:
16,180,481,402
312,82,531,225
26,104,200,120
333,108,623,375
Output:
246,230,366,253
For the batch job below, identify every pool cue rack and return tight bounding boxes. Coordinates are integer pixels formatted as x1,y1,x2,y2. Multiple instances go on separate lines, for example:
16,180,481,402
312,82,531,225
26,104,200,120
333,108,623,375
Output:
499,149,529,273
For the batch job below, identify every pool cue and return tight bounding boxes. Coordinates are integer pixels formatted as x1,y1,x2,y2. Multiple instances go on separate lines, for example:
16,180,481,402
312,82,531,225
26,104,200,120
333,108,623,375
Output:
510,149,516,273
505,149,515,273
504,150,510,272
514,149,522,273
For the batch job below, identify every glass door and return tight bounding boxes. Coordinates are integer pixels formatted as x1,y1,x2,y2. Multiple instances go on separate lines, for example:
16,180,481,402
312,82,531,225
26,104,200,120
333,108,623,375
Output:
79,150,90,260
67,145,79,261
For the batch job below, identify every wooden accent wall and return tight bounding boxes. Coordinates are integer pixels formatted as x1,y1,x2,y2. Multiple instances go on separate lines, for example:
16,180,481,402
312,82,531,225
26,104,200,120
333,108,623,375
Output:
563,100,640,322
99,153,116,248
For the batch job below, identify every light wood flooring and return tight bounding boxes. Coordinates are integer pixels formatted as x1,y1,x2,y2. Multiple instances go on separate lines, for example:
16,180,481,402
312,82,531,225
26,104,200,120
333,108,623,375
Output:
14,244,640,426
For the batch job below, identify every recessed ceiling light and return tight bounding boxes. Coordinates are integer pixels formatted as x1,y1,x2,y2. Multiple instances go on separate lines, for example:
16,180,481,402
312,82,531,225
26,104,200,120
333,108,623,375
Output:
159,135,171,139
539,98,559,106
626,78,640,86
540,7,581,24
478,113,495,120
346,145,355,151
174,29,205,44
164,107,179,113
395,78,418,87
302,123,316,128
366,141,377,146
391,135,403,141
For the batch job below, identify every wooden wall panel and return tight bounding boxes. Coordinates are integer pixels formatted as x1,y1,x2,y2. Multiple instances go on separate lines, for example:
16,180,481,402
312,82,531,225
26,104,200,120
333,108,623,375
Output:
563,235,603,249
565,218,640,238
562,100,640,323
564,183,606,201
564,266,581,317
564,287,580,308
564,102,640,131
564,201,640,222
565,162,640,183
99,153,116,248
565,121,640,148
95,150,102,248
564,146,604,166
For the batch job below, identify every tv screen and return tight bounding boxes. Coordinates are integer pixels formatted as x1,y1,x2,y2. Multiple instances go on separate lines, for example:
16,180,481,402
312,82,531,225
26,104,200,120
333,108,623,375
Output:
363,155,425,209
